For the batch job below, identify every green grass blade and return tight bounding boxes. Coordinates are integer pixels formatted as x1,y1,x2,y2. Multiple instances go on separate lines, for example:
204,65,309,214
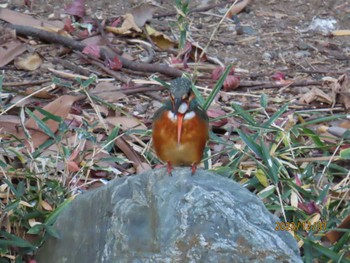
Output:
3,179,18,197
203,64,233,111
303,238,350,262
231,103,257,126
0,231,36,249
260,139,279,184
25,108,56,138
45,195,76,226
34,107,63,123
262,103,289,128
333,230,350,253
151,76,170,88
105,126,120,152
191,81,205,107
340,148,350,160
302,128,325,148
260,94,268,108
294,114,347,127
236,129,262,158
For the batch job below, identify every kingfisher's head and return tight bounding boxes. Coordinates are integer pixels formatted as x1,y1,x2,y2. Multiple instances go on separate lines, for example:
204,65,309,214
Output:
168,77,196,144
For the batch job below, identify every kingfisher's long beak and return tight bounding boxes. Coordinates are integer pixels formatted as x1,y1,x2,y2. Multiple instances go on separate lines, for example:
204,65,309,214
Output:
177,113,184,145
173,98,186,145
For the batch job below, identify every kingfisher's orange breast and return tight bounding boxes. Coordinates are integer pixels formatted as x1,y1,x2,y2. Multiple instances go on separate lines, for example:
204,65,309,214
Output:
152,110,209,166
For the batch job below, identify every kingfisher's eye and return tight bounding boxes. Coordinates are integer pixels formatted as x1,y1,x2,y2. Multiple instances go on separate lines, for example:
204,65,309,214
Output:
188,91,195,101
182,91,191,100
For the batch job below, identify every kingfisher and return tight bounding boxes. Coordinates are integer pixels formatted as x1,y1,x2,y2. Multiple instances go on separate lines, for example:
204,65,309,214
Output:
152,77,209,174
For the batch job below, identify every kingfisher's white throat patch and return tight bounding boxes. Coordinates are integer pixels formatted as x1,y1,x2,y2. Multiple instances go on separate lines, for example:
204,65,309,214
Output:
178,102,188,114
168,111,195,121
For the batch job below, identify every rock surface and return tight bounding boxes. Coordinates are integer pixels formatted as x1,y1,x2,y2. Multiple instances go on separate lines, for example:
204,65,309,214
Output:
36,168,302,263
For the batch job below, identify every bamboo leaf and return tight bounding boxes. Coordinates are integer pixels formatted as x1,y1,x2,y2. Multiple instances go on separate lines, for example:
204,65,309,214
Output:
0,231,36,249
203,64,233,111
236,129,262,158
45,195,76,226
25,108,56,138
260,138,279,184
260,94,268,108
232,103,257,126
303,238,350,262
255,169,270,187
262,103,289,128
340,148,350,160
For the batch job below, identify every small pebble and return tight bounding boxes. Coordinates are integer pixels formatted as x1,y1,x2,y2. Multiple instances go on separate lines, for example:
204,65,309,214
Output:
295,51,311,58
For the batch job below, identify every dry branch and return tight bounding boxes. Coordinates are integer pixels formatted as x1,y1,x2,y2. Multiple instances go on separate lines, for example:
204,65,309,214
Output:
8,24,183,78
240,80,324,90
154,0,233,18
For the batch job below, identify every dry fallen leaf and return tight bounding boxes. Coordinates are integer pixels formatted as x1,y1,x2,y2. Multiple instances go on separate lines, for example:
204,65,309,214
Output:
271,71,286,81
331,74,350,111
83,139,121,172
207,107,228,128
106,13,142,35
82,44,101,58
226,0,251,18
20,95,84,148
211,66,235,81
325,214,350,243
14,53,43,71
187,42,207,62
255,10,288,19
91,82,127,102
299,87,333,104
130,3,157,27
145,24,176,50
115,136,144,171
331,30,350,36
40,200,53,211
136,162,152,174
66,160,81,172
223,75,240,91
107,56,122,70
106,116,146,130
0,115,21,135
290,190,298,208
28,218,42,227
0,8,64,28
327,126,348,138
65,0,86,18
26,95,83,132
0,40,26,67
316,125,338,144
23,85,57,99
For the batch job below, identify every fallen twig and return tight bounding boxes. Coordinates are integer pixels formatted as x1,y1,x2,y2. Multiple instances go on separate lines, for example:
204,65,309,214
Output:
74,51,131,84
300,69,350,76
241,156,341,167
154,0,233,18
8,24,183,78
2,79,51,87
240,80,324,90
52,58,93,76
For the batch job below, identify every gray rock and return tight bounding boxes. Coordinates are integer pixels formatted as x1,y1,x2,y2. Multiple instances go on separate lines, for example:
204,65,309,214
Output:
262,52,275,63
36,168,302,263
295,50,311,58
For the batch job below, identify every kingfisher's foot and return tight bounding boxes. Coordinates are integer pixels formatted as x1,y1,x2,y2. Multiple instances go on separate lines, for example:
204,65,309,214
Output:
167,161,173,176
191,164,197,175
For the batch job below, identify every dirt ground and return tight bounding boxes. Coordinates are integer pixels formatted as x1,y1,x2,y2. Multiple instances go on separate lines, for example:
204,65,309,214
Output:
42,0,350,72
3,0,350,108
1,2,349,260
